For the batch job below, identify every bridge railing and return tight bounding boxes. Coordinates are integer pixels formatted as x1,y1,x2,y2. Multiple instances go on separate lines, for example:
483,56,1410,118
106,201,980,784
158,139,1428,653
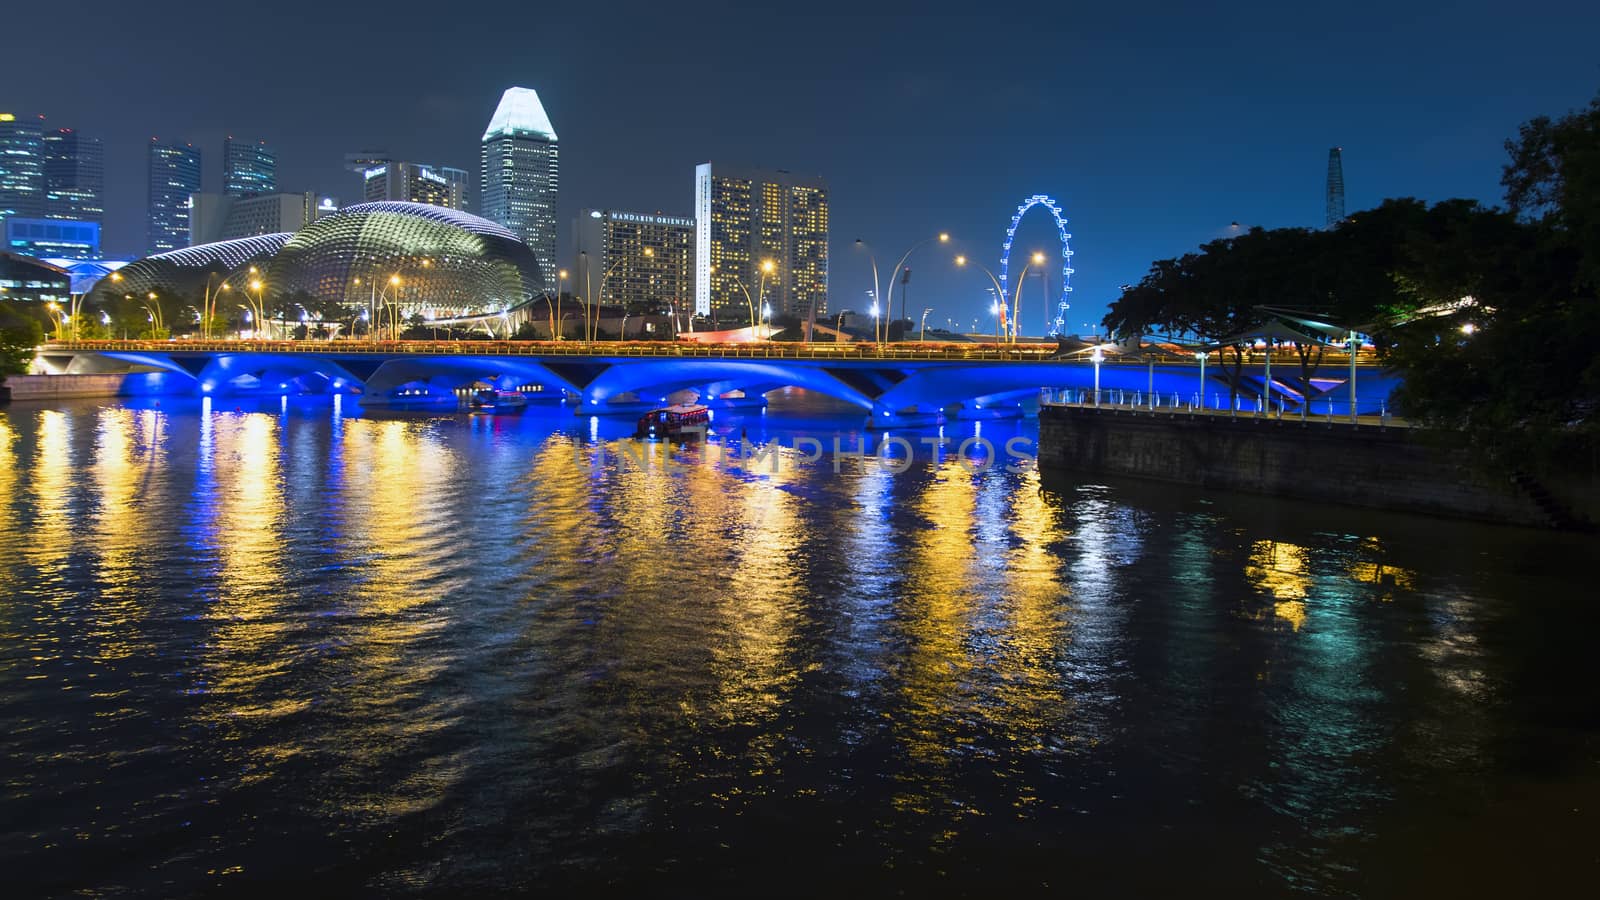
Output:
43,338,1385,367
46,338,1079,363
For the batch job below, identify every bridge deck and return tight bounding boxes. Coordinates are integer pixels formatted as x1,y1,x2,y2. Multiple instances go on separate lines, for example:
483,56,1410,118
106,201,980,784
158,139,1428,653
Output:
44,339,1382,367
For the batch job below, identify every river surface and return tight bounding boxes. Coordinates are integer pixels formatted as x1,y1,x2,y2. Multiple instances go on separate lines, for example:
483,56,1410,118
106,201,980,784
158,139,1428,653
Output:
1,391,1597,897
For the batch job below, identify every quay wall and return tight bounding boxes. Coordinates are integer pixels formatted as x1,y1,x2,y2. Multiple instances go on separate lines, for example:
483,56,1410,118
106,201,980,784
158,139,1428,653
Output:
1,373,177,401
1037,404,1593,529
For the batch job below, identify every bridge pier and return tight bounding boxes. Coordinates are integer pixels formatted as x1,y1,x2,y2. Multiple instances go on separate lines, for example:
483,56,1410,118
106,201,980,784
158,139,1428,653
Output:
955,399,1030,420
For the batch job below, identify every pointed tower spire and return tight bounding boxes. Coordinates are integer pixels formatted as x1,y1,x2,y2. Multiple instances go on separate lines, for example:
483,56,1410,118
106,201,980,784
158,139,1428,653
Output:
482,87,558,142
1325,147,1345,228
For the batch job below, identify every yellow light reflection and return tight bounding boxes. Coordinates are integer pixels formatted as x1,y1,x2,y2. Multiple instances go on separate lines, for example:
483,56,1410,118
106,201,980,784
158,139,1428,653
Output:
86,408,168,662
1245,540,1312,631
0,418,18,598
201,412,307,734
25,410,75,577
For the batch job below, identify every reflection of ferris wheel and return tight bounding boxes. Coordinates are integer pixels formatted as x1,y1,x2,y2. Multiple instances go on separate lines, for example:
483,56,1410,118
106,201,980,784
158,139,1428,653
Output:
998,194,1074,336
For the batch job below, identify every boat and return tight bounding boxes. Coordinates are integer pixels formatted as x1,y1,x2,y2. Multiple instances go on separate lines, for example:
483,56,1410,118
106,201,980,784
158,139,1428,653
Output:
470,388,529,413
635,402,711,440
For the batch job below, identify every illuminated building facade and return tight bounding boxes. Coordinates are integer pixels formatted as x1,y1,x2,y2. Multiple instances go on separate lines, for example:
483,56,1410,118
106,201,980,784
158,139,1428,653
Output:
89,202,542,320
480,87,558,293
5,218,100,259
361,161,468,210
190,192,332,244
0,113,45,222
147,139,201,255
0,251,71,303
43,128,104,226
693,163,828,321
263,202,541,315
85,233,290,308
223,137,276,198
573,209,694,311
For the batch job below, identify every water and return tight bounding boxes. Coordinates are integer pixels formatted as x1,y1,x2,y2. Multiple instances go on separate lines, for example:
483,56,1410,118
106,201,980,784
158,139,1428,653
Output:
2,391,1597,897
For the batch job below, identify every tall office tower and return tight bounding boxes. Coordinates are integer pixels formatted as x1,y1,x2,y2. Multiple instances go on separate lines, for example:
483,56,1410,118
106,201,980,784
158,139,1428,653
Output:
693,163,829,321
439,166,470,212
190,192,331,244
573,209,695,311
1326,147,1345,228
224,137,277,198
0,112,46,222
360,160,467,209
148,139,201,254
481,87,558,291
43,128,104,224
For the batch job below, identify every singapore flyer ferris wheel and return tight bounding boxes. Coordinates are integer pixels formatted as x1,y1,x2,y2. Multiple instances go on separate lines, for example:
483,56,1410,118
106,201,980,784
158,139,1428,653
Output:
998,194,1074,337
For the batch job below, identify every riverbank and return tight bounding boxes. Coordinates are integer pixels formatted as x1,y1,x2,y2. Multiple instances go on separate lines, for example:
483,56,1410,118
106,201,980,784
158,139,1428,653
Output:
1037,402,1596,529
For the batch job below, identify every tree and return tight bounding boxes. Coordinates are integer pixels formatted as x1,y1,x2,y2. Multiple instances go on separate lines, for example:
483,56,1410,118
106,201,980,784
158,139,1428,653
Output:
0,304,44,379
1502,90,1600,289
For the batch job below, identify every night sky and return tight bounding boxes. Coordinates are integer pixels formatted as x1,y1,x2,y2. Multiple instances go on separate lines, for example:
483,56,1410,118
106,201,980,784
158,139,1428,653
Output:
10,0,1598,332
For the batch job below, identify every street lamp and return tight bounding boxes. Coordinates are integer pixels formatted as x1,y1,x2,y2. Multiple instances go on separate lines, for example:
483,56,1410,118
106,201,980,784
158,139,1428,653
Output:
1195,350,1208,410
376,274,402,341
201,272,235,339
1015,252,1045,343
1091,346,1105,407
140,292,166,338
757,259,775,337
870,300,880,343
45,301,66,341
855,232,948,342
958,255,1009,342
580,251,636,341
919,307,932,342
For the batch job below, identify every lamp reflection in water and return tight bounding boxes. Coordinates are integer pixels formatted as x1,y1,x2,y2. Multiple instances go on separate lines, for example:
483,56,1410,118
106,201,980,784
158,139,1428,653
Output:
0,419,19,599
26,410,76,576
88,408,167,663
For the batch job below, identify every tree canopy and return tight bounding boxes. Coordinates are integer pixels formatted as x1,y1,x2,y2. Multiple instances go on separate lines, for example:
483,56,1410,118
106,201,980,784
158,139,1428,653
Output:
1102,90,1600,454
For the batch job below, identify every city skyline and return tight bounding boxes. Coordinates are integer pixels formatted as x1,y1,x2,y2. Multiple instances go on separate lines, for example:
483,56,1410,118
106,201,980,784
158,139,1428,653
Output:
6,0,1598,331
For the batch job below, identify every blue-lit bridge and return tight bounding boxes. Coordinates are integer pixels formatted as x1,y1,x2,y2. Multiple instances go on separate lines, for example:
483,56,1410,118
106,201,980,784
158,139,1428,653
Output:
38,339,1400,421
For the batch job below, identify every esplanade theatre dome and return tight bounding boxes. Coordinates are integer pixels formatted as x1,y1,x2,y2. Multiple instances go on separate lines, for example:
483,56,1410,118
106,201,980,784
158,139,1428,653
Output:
267,202,543,313
88,202,543,316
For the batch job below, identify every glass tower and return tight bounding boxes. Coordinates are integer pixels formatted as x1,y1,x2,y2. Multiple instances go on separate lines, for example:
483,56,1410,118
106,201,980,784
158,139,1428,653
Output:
694,163,829,321
224,137,277,198
480,87,558,293
0,112,45,222
43,128,104,224
148,140,201,255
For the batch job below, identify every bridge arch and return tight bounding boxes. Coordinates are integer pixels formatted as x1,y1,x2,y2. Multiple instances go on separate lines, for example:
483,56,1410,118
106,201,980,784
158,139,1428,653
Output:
998,194,1075,337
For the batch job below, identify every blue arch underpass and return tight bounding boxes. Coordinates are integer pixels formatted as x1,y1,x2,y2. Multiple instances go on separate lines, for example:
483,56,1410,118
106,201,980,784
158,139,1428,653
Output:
62,347,1403,418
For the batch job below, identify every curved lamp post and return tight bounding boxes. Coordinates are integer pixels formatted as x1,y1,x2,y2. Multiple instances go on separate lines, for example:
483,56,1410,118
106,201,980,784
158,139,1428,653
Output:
957,255,1009,342
756,259,775,337
200,272,236,339
855,233,948,342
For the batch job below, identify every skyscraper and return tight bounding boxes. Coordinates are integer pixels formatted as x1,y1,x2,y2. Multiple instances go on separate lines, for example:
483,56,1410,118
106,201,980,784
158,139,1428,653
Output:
359,160,467,209
481,87,559,292
224,137,277,198
574,209,695,313
0,112,45,222
43,128,104,224
1326,147,1345,228
694,163,829,322
148,139,201,255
